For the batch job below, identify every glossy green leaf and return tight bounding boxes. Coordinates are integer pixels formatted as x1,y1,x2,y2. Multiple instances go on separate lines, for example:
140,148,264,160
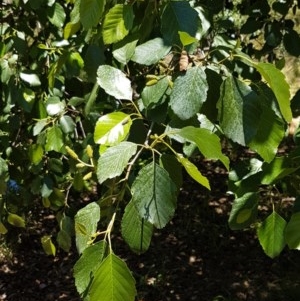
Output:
7,213,26,228
97,65,132,100
19,72,41,87
80,0,105,29
131,38,171,65
121,201,153,254
141,76,169,108
257,211,286,258
285,212,300,250
41,235,56,256
97,141,137,184
74,202,100,254
74,241,107,295
89,253,136,301
48,3,66,28
177,155,210,190
131,162,177,229
169,126,229,170
59,115,76,134
102,4,133,44
228,192,259,230
161,1,198,45
217,76,262,146
254,62,292,122
94,112,132,146
178,31,198,46
170,66,208,120
45,126,64,152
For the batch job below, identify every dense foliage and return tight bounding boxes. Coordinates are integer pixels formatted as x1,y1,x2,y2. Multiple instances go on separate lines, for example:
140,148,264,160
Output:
1,0,300,300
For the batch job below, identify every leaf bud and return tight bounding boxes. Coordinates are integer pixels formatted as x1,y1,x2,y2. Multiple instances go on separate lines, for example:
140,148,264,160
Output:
83,172,93,180
76,163,85,168
86,145,93,158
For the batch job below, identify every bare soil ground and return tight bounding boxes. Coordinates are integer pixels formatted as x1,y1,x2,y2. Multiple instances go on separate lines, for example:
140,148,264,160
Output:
1,160,300,301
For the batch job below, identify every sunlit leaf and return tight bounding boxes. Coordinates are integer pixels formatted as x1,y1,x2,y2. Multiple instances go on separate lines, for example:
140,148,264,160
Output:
257,211,286,258
7,213,26,228
97,141,137,184
178,31,198,46
20,72,41,87
97,65,132,100
74,202,100,254
45,126,64,152
41,235,56,256
89,253,136,301
94,112,132,146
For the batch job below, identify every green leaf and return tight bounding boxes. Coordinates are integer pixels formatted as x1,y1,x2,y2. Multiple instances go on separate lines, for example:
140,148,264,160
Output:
97,141,137,184
74,202,100,254
170,66,208,120
59,115,76,134
45,126,64,152
7,213,26,228
217,76,262,146
178,31,198,46
102,4,133,44
33,120,48,136
28,144,44,165
131,38,171,65
257,211,286,258
248,103,285,163
141,76,170,108
161,1,198,45
112,35,139,65
48,3,66,28
177,155,210,190
64,21,81,39
80,0,105,29
89,253,136,301
19,72,41,87
41,235,56,256
57,229,72,252
169,126,229,170
228,192,259,230
261,156,299,185
0,222,8,234
45,97,65,116
94,112,132,146
131,162,177,229
74,241,107,295
0,157,8,177
253,62,292,122
285,212,300,250
121,201,153,254
97,65,132,100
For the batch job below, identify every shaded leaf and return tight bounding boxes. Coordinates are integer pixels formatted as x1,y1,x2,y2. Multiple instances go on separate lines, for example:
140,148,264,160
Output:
80,0,105,29
48,3,66,28
217,76,261,146
7,213,25,228
254,62,292,122
170,66,208,120
285,212,300,250
131,162,177,228
228,192,259,230
121,201,153,254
